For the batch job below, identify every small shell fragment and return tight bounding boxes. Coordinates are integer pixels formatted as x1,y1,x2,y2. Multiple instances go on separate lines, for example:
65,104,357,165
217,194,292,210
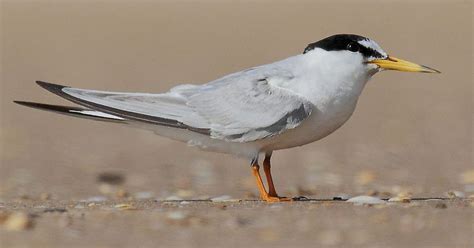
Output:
388,192,412,203
347,195,385,205
165,195,183,201
114,203,136,210
211,195,241,202
82,196,107,202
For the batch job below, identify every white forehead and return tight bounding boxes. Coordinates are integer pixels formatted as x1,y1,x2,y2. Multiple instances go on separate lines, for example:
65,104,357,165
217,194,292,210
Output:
358,39,388,58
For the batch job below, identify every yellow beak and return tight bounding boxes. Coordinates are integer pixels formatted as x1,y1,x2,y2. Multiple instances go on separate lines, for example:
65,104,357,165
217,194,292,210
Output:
368,56,440,73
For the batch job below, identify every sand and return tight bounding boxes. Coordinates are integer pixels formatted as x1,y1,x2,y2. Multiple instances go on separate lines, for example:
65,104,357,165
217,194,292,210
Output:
1,1,472,247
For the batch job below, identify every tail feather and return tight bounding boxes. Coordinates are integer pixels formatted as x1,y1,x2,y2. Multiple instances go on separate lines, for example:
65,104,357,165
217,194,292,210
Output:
30,80,210,134
13,101,126,123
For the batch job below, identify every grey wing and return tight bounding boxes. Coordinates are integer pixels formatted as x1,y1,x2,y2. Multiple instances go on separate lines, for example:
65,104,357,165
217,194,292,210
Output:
34,68,312,142
184,70,313,142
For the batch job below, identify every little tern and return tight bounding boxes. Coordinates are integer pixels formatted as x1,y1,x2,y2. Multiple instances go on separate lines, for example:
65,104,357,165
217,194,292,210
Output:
15,34,440,202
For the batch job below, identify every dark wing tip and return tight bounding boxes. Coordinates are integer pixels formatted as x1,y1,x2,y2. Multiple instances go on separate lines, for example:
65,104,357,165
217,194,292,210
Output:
13,100,26,104
13,100,83,112
36,81,69,94
14,100,34,106
13,100,35,107
13,100,126,123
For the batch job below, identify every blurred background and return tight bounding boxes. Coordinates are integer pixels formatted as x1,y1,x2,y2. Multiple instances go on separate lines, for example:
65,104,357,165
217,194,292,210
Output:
1,0,472,201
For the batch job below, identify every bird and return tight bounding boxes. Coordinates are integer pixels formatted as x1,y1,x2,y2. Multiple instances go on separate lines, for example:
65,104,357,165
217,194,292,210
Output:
14,34,440,202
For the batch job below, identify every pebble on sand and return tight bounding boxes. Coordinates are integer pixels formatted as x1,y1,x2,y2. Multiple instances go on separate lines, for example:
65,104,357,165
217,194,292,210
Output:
434,202,447,209
388,192,412,203
39,193,51,200
3,212,33,231
388,196,411,203
97,172,125,185
347,195,385,205
446,191,465,198
333,194,351,201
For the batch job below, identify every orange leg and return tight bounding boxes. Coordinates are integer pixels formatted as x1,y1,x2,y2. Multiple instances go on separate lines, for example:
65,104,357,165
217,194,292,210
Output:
263,153,278,197
251,156,292,202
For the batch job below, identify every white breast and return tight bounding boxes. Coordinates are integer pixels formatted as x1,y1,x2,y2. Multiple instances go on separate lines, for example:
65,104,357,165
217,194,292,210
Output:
260,48,373,151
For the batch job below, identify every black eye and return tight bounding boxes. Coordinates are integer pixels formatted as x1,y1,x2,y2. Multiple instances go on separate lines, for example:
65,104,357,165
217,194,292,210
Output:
347,42,360,52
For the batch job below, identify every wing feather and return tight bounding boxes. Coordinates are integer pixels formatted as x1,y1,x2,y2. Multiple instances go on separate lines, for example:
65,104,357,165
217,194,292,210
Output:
35,65,313,143
186,72,312,142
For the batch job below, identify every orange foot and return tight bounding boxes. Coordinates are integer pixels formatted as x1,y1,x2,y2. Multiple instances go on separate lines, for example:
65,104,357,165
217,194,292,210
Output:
261,195,293,202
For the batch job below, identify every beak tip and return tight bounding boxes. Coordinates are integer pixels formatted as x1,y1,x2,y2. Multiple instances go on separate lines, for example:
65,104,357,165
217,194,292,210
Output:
422,65,441,74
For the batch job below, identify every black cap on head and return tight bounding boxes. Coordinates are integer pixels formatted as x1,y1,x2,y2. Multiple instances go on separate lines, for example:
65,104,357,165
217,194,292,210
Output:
303,34,385,59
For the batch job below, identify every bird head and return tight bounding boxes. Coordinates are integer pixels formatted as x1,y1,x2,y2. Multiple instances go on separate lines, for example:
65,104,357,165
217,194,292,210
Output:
303,34,440,74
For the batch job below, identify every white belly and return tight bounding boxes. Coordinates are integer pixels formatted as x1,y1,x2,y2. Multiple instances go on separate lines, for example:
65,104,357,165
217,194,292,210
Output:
258,98,358,151
140,97,358,159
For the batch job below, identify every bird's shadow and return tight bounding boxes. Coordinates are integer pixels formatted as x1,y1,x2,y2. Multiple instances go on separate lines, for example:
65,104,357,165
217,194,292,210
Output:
155,196,452,203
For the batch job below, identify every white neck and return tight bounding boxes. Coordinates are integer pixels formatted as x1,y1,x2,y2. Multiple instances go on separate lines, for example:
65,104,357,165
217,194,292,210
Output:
273,48,375,111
